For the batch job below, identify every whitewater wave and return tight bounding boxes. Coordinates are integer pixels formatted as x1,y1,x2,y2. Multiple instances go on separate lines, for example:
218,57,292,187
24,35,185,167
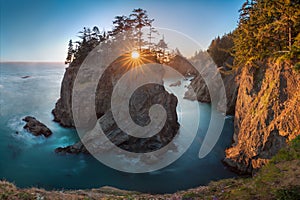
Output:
225,115,234,119
7,116,47,145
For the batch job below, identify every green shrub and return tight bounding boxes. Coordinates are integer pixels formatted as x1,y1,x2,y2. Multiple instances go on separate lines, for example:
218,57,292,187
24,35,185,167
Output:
276,186,300,200
182,192,201,200
293,62,300,72
271,135,300,163
17,192,34,200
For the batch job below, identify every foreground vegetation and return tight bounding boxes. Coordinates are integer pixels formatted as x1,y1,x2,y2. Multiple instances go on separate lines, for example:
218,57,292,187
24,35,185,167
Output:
1,135,299,200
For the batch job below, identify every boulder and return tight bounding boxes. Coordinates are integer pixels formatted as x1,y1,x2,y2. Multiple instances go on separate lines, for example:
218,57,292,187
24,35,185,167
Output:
23,116,52,137
184,68,239,115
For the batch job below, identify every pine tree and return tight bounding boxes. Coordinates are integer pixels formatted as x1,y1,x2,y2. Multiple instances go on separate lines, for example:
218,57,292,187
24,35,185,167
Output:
146,20,158,50
110,16,129,36
65,40,74,64
208,33,234,67
130,8,153,50
157,35,168,53
233,0,300,67
92,26,100,40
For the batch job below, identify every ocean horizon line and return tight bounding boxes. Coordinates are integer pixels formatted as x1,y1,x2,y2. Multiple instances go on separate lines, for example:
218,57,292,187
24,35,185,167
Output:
0,61,65,64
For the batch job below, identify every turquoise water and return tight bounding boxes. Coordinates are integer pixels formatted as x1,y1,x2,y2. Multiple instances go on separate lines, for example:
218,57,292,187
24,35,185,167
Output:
0,62,236,193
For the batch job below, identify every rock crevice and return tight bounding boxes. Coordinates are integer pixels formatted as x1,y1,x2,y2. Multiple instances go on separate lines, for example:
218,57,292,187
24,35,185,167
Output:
53,54,180,154
224,61,300,174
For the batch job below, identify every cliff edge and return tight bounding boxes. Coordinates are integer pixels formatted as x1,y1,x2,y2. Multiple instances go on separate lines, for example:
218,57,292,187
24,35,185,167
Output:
52,53,180,153
224,61,300,174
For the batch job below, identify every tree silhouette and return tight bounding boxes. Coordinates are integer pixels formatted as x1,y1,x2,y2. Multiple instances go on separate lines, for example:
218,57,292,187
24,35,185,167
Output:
92,26,100,40
65,40,74,64
146,20,158,50
157,35,168,53
66,8,160,65
130,8,153,50
208,33,234,68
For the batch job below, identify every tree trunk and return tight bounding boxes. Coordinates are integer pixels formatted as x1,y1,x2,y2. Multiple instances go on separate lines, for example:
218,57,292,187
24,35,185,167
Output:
138,27,142,51
288,25,292,51
149,27,152,50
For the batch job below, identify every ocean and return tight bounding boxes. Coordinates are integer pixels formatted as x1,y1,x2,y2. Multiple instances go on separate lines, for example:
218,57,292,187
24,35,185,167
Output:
0,62,236,193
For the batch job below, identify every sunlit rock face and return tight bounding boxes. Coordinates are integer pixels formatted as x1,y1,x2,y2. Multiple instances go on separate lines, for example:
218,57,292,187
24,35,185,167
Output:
53,53,180,154
224,61,300,174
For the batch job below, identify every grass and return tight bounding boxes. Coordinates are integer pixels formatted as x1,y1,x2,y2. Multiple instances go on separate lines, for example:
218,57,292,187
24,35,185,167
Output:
272,135,300,163
293,62,300,72
276,186,300,200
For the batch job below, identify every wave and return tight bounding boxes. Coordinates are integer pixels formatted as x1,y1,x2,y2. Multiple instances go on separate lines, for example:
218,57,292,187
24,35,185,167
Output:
7,116,47,145
225,115,234,119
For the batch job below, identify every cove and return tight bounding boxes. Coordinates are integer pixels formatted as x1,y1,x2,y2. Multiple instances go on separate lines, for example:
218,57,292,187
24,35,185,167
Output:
0,63,236,193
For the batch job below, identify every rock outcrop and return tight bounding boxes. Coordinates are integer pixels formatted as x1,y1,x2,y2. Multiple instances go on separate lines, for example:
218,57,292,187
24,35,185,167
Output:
168,55,198,76
56,83,179,154
23,116,52,137
53,52,179,154
184,68,239,115
52,61,80,127
224,61,300,174
55,141,88,154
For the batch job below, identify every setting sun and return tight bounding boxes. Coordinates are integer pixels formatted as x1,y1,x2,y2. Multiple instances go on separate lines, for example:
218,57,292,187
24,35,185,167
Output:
131,51,140,59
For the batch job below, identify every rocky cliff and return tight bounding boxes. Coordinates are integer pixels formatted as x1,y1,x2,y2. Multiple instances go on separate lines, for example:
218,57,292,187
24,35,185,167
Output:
53,53,179,153
56,83,179,154
224,61,300,174
168,55,198,76
184,68,239,115
52,60,80,127
184,59,300,174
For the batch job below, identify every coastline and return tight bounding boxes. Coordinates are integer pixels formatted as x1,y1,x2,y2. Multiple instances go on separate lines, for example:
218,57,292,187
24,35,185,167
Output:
2,134,299,199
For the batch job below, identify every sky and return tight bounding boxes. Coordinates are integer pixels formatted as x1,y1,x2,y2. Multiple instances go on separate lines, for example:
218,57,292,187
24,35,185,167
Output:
0,0,244,62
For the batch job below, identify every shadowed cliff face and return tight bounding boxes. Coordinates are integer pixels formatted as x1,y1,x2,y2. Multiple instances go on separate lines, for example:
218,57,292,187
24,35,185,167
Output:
52,61,79,127
224,61,300,174
184,68,239,115
53,53,180,154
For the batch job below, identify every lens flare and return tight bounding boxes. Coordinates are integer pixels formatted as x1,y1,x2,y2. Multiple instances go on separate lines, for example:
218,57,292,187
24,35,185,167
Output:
131,51,140,59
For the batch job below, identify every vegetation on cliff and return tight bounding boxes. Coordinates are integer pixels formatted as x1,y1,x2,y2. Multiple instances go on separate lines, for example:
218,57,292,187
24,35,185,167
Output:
207,33,234,68
233,0,300,67
185,0,300,175
222,0,300,174
204,0,300,70
64,8,174,66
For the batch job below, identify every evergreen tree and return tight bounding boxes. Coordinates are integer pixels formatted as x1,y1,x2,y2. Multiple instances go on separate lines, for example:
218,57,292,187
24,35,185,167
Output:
65,40,74,64
109,15,131,37
146,21,157,50
233,0,300,67
69,9,159,65
92,26,100,40
174,48,182,56
129,8,153,50
157,35,168,52
208,33,234,67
